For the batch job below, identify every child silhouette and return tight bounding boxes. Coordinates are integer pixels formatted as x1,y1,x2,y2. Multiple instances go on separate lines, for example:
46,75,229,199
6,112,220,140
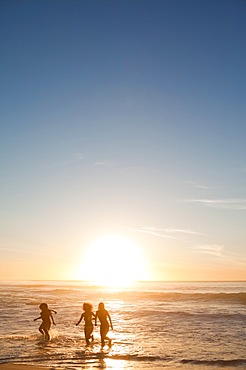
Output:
34,303,56,340
95,302,113,347
76,302,95,345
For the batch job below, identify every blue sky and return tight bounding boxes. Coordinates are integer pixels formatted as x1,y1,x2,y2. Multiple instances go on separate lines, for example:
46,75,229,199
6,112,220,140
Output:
0,0,245,281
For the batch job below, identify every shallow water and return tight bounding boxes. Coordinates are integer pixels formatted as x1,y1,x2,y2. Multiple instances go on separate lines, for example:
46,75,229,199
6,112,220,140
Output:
0,281,246,369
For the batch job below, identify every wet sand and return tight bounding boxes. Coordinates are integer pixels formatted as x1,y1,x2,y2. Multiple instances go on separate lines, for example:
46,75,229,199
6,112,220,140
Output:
0,366,48,370
0,363,244,370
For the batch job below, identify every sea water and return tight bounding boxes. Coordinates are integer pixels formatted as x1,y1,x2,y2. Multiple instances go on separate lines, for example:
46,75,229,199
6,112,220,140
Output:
0,281,245,369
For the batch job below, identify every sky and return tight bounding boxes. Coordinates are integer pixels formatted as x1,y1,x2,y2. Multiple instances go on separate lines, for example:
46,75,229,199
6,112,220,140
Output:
0,0,246,282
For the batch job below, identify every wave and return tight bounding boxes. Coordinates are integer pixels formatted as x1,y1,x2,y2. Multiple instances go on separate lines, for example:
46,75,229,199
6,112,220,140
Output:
165,311,246,320
2,353,246,367
180,358,246,366
0,353,158,364
135,310,246,320
36,289,77,295
120,291,246,304
72,353,161,362
189,292,246,304
25,301,42,306
0,334,37,341
3,282,245,304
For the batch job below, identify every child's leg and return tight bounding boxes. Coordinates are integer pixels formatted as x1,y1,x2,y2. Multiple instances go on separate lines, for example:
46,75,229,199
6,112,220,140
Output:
100,327,105,347
88,331,94,342
100,323,111,346
106,336,112,346
85,335,90,345
100,333,105,347
85,326,94,344
43,328,50,341
84,328,90,345
39,325,45,335
88,326,94,343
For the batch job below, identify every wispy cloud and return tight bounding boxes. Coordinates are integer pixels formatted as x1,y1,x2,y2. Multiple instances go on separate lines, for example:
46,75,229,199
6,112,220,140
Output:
93,160,116,167
50,153,85,168
185,180,211,190
142,227,204,235
132,227,204,240
93,161,151,173
191,245,246,268
192,244,224,256
186,199,246,210
0,247,49,256
134,228,181,240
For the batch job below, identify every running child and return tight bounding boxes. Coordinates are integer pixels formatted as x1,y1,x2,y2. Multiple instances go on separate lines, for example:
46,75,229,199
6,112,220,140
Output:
95,302,113,347
76,302,95,345
34,303,56,340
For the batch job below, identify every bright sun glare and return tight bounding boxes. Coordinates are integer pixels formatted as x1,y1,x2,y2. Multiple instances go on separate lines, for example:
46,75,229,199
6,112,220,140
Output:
77,235,147,288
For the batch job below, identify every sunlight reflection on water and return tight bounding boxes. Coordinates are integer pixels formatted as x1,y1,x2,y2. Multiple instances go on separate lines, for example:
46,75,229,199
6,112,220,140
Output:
104,358,126,369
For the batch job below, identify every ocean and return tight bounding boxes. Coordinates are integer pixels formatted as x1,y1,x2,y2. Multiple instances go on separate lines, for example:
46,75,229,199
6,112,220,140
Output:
0,281,245,369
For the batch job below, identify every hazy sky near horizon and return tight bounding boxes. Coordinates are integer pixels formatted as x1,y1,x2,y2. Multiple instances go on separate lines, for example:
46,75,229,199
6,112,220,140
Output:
1,0,246,281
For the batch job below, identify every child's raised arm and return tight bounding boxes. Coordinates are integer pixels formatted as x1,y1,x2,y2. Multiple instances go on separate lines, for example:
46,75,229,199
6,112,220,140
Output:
33,316,41,322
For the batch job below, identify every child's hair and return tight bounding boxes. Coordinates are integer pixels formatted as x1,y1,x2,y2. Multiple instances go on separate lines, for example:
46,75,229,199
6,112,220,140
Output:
39,303,48,310
83,302,93,312
98,302,105,309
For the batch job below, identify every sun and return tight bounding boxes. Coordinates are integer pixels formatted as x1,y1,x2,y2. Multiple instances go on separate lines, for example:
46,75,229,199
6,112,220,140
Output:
77,235,147,288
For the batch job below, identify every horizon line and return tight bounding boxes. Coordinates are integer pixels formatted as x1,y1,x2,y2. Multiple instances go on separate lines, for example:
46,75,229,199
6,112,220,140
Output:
0,279,245,283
